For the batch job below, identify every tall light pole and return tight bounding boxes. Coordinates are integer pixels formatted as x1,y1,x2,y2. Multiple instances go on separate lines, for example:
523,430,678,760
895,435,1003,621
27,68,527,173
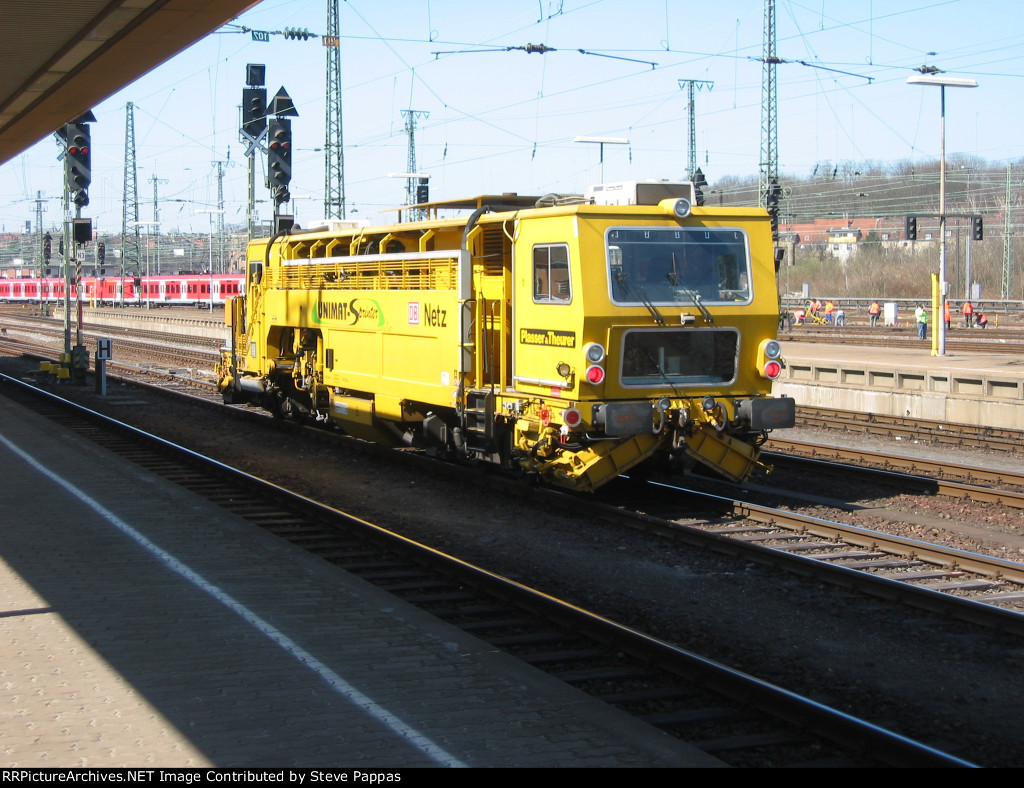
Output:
574,136,629,183
907,73,978,356
130,221,159,309
197,209,224,309
961,165,975,299
387,173,429,222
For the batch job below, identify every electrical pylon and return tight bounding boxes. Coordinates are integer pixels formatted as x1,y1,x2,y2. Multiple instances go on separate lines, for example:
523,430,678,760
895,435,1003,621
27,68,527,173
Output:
402,108,429,220
1003,163,1014,299
324,0,345,219
679,80,713,180
33,191,45,272
121,102,141,305
758,0,779,212
212,158,227,272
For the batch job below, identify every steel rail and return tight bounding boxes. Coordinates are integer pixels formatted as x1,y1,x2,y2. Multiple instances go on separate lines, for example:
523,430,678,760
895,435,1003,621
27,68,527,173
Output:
644,480,1024,635
781,327,1023,353
766,437,1024,504
795,405,1024,453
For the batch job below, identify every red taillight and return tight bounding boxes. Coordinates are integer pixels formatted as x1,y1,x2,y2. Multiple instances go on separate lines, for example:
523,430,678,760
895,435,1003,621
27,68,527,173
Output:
585,365,605,384
763,360,782,380
563,407,583,428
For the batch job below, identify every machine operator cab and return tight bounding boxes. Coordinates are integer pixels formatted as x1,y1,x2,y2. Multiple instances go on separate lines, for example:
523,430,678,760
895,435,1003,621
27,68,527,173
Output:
508,179,793,486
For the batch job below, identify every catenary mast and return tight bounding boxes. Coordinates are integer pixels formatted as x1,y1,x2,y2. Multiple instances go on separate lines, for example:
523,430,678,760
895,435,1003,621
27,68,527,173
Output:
324,0,345,219
121,102,141,306
759,0,779,228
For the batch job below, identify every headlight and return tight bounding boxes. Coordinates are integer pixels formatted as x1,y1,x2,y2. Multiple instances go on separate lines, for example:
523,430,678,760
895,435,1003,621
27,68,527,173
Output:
672,197,692,219
584,342,606,364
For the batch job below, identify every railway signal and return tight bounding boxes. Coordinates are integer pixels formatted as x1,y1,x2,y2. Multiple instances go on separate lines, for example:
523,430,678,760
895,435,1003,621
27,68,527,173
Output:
905,216,917,241
65,122,91,207
267,87,298,118
241,87,267,141
972,216,983,241
268,118,292,204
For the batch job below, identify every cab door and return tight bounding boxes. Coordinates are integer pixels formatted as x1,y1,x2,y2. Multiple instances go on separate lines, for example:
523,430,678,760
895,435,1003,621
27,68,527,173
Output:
512,221,580,396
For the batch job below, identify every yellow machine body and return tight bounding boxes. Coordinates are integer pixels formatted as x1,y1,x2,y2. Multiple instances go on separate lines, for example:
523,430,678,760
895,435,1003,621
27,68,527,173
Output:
220,186,795,491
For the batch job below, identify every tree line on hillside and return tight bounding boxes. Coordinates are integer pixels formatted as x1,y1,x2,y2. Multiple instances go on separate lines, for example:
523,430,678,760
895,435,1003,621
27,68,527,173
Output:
707,156,1024,300
709,155,1023,225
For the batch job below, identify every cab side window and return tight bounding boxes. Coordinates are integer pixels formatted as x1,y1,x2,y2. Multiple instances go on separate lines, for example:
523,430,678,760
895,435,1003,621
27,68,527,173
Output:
248,260,263,286
533,244,571,303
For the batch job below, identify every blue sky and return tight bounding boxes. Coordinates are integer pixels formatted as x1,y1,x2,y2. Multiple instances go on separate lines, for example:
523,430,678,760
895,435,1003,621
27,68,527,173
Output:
1,0,1020,236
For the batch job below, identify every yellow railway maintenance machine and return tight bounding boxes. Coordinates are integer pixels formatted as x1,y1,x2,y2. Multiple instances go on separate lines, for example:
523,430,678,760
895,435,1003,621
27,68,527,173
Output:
220,181,796,492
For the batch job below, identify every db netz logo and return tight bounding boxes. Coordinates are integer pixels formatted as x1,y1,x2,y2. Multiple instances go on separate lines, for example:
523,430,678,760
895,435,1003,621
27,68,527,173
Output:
407,301,447,328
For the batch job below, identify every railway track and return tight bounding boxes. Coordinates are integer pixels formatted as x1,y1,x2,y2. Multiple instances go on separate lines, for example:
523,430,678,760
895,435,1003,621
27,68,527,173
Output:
779,325,1023,353
766,437,1024,497
7,308,1022,456
0,371,973,768
632,479,1024,635
795,404,1024,454
12,331,1024,632
0,317,218,374
10,330,1024,629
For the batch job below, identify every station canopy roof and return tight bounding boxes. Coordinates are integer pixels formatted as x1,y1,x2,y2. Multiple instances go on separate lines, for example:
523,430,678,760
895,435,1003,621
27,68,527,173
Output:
0,0,258,166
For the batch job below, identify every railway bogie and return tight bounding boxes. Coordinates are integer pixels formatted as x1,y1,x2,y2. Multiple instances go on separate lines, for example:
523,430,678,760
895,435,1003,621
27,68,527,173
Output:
220,182,796,492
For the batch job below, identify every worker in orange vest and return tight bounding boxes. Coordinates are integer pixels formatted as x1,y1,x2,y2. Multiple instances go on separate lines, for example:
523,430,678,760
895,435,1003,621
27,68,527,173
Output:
823,300,835,323
962,300,974,327
868,301,880,327
944,300,951,329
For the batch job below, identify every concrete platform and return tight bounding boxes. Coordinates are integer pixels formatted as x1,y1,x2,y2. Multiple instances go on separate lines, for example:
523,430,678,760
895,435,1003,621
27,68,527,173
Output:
774,339,1024,428
0,394,721,768
55,306,228,342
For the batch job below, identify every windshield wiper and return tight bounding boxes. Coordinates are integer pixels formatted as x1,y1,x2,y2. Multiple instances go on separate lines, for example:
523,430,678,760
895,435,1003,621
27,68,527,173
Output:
639,291,666,325
616,271,665,325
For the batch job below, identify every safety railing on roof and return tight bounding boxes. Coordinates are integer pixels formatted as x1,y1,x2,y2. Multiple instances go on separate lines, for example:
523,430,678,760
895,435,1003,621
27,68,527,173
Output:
269,251,461,291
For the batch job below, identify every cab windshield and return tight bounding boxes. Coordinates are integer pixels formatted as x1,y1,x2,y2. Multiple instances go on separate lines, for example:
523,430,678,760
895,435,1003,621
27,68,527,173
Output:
607,227,751,305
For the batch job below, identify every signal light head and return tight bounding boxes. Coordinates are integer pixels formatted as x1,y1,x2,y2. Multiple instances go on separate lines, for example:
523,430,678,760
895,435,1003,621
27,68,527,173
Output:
64,121,92,195
267,118,292,195
756,338,785,380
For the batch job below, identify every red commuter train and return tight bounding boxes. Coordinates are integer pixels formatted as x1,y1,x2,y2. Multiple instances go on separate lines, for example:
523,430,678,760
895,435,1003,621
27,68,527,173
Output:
0,273,245,308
